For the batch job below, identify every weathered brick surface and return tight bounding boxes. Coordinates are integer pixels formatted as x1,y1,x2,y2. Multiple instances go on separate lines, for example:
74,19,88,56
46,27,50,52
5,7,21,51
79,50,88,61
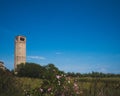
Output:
14,36,26,71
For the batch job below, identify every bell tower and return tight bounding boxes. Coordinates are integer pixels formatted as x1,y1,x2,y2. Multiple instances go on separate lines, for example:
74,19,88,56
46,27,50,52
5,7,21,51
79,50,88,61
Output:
14,35,26,72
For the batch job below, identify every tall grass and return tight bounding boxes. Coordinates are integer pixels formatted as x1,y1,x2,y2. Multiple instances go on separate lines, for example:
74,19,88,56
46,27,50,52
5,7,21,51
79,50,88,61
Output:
18,77,120,96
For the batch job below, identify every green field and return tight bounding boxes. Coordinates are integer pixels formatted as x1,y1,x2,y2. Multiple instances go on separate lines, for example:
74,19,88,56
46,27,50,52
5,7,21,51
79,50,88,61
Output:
16,77,120,96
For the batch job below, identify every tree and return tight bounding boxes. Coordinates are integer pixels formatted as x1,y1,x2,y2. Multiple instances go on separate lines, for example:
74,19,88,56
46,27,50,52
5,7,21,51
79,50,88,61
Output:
17,62,43,78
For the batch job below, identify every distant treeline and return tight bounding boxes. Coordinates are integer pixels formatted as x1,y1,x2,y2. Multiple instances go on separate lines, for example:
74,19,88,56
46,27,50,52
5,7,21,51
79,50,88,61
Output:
66,72,120,78
14,62,120,78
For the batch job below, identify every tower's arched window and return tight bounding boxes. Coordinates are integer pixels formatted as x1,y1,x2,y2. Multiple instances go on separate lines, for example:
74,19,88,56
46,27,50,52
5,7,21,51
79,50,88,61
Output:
20,37,25,41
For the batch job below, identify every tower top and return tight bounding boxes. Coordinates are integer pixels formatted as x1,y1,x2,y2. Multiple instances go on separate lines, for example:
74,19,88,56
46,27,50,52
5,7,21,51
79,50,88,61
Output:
16,35,26,37
15,35,26,42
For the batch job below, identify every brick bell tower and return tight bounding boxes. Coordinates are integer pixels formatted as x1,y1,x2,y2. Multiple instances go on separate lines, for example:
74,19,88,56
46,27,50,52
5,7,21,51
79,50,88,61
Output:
14,35,26,72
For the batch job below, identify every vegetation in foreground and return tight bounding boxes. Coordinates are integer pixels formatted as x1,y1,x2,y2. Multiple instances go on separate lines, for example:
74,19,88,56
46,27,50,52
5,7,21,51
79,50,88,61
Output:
0,62,120,96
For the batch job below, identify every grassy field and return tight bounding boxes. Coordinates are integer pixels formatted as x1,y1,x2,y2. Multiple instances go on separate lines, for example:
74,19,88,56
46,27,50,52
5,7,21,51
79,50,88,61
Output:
16,77,43,90
72,77,120,96
17,77,120,96
13,63,120,96
1,64,120,96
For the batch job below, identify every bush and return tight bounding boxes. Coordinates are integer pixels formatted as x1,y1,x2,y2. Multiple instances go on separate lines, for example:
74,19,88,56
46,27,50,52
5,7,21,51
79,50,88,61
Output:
17,62,43,78
0,69,23,96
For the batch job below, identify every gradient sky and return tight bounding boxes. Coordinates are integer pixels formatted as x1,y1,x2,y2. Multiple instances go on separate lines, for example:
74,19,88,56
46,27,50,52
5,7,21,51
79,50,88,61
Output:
0,0,120,73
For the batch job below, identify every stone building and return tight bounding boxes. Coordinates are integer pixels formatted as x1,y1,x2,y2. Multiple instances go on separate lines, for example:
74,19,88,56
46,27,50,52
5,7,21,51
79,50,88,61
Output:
14,35,26,72
0,61,5,70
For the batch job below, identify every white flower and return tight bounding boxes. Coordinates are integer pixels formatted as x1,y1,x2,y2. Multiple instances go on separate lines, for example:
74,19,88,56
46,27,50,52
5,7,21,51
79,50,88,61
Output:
74,83,77,87
40,88,43,92
58,80,61,85
68,80,70,83
56,75,61,79
48,87,52,92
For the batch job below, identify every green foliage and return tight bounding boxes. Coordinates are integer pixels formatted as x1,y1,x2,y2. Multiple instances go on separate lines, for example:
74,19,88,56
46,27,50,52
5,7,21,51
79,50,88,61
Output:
19,64,79,95
1,62,120,96
17,63,64,80
17,62,43,78
0,69,23,96
42,64,64,80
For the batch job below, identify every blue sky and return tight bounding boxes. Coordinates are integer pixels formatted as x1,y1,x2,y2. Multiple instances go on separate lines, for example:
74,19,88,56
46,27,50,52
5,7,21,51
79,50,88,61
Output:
0,0,120,73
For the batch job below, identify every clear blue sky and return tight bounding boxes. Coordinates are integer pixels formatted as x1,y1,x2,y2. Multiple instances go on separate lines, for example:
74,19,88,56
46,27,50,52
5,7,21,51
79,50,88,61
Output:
0,0,120,73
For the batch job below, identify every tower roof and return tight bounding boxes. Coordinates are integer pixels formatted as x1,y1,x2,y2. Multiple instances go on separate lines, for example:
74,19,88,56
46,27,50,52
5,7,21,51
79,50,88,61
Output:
16,35,26,38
